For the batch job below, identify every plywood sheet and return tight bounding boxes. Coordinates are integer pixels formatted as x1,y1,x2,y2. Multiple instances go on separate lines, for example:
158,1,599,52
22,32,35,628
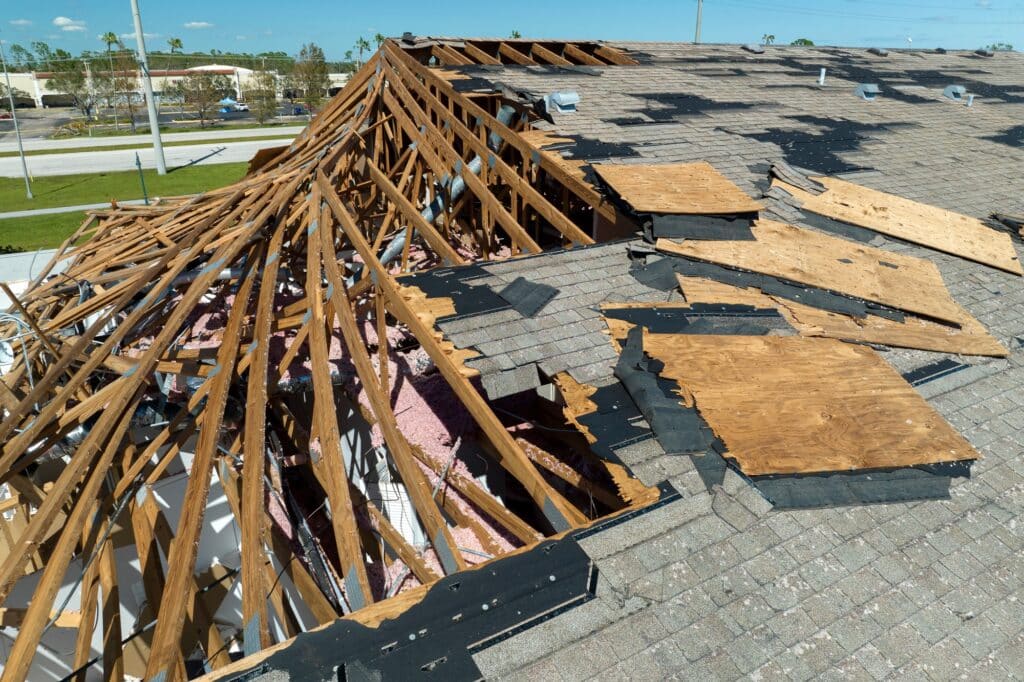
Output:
774,176,1023,276
677,275,1008,357
594,162,764,215
643,334,980,476
657,219,966,326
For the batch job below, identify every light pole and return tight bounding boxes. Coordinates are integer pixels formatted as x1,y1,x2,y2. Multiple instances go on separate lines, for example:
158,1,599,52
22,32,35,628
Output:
0,37,32,199
695,0,704,44
130,0,167,174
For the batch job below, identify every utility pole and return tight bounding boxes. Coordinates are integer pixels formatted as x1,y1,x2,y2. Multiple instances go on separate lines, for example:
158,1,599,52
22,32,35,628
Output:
0,37,32,199
130,0,167,174
695,0,704,44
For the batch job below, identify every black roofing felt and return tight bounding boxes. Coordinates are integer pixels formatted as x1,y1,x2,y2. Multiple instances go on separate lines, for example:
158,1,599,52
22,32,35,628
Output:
985,124,1024,149
632,253,905,322
605,92,765,126
722,116,918,175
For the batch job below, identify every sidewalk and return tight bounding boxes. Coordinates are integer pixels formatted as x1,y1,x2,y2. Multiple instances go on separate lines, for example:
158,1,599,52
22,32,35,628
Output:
0,200,148,221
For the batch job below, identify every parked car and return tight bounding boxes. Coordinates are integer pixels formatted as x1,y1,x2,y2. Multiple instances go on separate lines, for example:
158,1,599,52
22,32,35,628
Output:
233,103,249,112
0,112,11,120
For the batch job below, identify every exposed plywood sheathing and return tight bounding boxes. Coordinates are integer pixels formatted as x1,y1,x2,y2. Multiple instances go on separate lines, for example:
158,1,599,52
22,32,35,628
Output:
643,334,980,476
657,219,968,325
594,162,764,215
773,176,1023,276
676,275,1009,357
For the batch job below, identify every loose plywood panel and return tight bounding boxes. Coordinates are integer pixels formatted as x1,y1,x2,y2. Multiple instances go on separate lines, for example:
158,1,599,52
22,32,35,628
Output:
644,334,979,476
774,176,1023,276
657,219,966,325
676,275,1008,357
595,162,764,215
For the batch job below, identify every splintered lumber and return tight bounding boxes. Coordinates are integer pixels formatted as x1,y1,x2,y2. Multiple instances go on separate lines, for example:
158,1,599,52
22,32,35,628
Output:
773,176,1023,276
321,174,587,532
657,219,967,325
643,334,980,476
676,275,1008,357
0,38,662,679
594,162,764,215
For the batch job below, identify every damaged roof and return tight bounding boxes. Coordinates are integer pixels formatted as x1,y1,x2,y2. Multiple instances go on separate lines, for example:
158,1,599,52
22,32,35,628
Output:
1,37,1023,681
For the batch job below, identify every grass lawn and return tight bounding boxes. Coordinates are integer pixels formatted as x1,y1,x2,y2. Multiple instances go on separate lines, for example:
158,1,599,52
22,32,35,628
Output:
0,134,293,159
0,162,248,251
0,212,86,252
0,162,249,214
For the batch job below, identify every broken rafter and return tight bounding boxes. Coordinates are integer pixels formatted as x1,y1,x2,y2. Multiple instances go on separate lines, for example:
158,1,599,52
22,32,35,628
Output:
0,39,659,680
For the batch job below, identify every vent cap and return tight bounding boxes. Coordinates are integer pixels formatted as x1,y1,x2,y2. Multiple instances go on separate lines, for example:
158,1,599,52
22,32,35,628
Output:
854,83,881,101
943,85,966,100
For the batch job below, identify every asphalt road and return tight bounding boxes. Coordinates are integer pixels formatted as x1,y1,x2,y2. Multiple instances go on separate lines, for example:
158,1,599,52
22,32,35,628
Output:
0,125,304,153
0,138,291,177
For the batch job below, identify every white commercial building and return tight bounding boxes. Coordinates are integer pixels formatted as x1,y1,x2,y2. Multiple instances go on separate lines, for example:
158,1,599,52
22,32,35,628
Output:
3,65,350,108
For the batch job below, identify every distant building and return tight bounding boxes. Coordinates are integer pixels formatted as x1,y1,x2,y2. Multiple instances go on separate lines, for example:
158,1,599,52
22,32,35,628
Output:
3,65,349,108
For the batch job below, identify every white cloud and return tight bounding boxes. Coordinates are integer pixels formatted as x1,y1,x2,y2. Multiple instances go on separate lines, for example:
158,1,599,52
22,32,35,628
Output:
977,0,992,7
53,16,87,32
184,21,213,29
9,19,32,27
235,35,248,41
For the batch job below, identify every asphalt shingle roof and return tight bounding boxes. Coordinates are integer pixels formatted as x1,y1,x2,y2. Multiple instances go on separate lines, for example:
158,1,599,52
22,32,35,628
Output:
433,43,1024,680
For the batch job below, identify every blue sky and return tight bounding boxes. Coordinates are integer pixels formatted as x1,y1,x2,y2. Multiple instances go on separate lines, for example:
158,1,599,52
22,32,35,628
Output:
2,1,1021,61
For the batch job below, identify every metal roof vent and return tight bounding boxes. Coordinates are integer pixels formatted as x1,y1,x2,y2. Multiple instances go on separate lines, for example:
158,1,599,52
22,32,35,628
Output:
544,91,580,114
868,47,889,57
854,83,881,101
943,85,966,101
742,43,765,54
975,48,995,57
402,32,416,44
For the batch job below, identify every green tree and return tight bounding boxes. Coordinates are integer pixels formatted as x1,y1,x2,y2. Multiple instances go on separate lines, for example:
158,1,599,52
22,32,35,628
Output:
355,37,371,66
293,42,330,111
374,33,387,47
245,69,278,124
164,79,187,117
9,44,36,70
510,30,522,39
31,42,55,70
180,70,231,127
49,57,100,118
168,37,183,54
100,33,122,128
985,42,1013,51
762,34,776,46
790,38,814,46
110,47,141,132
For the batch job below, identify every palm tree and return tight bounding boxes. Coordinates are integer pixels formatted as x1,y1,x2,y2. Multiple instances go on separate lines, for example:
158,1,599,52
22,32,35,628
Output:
374,33,386,47
355,37,371,66
762,34,776,46
101,32,121,130
168,37,183,54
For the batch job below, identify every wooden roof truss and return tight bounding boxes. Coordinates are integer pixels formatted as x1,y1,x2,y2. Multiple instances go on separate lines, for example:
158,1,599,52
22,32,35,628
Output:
0,41,650,680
